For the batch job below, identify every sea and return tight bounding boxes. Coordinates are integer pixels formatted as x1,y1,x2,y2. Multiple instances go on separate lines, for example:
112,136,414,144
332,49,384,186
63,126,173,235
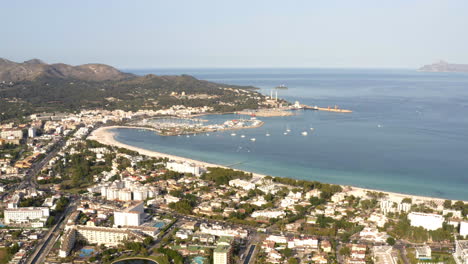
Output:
112,68,468,201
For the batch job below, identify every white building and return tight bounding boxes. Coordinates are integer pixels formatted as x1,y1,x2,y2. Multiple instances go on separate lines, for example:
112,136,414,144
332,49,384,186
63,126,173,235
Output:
461,221,468,237
251,210,286,219
213,244,232,264
359,227,388,243
380,199,411,214
167,161,203,176
114,202,144,227
28,127,36,138
408,212,444,231
200,223,248,238
75,225,144,247
287,237,318,249
59,228,76,258
443,209,463,218
229,179,255,191
4,207,50,226
265,235,288,244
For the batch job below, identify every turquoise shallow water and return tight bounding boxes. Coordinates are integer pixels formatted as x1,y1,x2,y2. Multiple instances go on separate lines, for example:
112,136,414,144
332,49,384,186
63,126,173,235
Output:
114,68,468,200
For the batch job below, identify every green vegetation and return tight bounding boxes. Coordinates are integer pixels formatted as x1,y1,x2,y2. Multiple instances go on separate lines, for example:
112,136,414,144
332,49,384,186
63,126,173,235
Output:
155,248,183,264
0,74,263,120
202,167,252,185
386,215,454,243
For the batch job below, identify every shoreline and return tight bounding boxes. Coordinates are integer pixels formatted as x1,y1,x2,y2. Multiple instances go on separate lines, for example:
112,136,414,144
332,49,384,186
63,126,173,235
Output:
88,126,466,204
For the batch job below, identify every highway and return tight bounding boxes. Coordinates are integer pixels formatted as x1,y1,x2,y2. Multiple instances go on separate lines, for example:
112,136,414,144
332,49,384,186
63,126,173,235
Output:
25,201,76,264
18,137,65,191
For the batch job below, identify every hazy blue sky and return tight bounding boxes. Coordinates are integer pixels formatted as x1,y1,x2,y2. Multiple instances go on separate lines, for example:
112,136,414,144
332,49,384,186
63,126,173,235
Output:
1,0,467,68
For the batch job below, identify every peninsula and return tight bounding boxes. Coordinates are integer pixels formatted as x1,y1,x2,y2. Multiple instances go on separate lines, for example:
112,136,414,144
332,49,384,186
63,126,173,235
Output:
419,60,468,73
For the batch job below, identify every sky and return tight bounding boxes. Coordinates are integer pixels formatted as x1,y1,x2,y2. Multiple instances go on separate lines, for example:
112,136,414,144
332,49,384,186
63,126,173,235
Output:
1,0,467,69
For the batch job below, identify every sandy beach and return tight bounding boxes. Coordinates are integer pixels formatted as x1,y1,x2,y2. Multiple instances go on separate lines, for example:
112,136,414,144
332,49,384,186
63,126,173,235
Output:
88,126,466,204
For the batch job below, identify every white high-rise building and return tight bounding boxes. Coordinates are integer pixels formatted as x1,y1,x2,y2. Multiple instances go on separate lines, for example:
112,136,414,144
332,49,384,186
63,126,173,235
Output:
114,202,144,227
214,244,232,264
28,127,36,138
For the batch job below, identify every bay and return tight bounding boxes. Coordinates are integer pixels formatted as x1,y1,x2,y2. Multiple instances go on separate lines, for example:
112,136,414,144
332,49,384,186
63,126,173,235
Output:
114,68,468,200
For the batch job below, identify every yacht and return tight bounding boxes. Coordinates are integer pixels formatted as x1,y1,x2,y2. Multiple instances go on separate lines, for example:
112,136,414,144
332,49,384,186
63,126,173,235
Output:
241,135,246,138
266,133,270,137
250,138,256,141
231,133,236,136
301,131,308,136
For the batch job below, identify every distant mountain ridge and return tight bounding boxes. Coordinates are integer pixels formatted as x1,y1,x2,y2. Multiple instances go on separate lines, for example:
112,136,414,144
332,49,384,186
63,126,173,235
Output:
419,60,468,73
0,58,133,82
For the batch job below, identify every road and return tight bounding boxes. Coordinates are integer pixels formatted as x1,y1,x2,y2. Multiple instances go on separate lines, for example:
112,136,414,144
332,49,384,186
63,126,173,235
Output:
18,137,65,190
26,201,76,264
243,244,256,264
395,242,410,264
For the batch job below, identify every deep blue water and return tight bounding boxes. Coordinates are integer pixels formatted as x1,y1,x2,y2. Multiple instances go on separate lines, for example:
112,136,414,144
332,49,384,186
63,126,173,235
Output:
114,68,468,200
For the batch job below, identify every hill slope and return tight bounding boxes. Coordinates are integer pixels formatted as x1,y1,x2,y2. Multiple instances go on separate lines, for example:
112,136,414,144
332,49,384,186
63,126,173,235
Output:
0,59,264,121
0,58,133,82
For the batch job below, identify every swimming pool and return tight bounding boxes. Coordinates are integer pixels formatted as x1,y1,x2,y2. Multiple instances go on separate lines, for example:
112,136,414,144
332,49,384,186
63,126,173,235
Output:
153,221,166,228
192,256,206,264
79,248,95,257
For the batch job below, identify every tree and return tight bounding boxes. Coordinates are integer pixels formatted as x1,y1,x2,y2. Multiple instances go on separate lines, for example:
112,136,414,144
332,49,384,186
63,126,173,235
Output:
386,237,396,246
339,246,351,257
288,258,299,264
443,200,452,209
281,248,293,258
402,198,412,204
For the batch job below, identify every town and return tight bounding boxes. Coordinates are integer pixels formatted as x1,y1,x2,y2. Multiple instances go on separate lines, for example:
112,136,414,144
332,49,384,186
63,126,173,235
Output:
0,107,467,264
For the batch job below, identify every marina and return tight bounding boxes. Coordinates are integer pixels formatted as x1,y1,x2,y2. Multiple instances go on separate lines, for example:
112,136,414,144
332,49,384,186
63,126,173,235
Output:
128,116,264,136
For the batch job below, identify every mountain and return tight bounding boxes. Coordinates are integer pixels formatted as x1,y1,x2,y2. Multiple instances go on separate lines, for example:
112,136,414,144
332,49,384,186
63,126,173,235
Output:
418,60,468,73
0,58,133,82
0,59,263,121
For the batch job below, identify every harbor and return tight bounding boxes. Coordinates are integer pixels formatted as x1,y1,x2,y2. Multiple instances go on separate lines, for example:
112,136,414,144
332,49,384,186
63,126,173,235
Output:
128,117,264,136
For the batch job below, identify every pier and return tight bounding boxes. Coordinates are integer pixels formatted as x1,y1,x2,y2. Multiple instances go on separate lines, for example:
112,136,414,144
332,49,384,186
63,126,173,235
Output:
303,104,352,113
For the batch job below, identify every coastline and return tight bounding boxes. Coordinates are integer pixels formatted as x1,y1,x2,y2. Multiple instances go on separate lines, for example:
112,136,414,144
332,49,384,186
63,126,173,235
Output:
88,126,466,204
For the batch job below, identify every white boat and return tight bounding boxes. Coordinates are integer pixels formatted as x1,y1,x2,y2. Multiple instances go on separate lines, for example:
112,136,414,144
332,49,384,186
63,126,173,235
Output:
310,127,315,131
186,135,190,138
241,135,246,138
286,129,291,132
231,133,236,136
266,133,270,136
377,124,382,128
250,138,256,141
301,131,308,136
206,133,210,136
283,132,288,135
